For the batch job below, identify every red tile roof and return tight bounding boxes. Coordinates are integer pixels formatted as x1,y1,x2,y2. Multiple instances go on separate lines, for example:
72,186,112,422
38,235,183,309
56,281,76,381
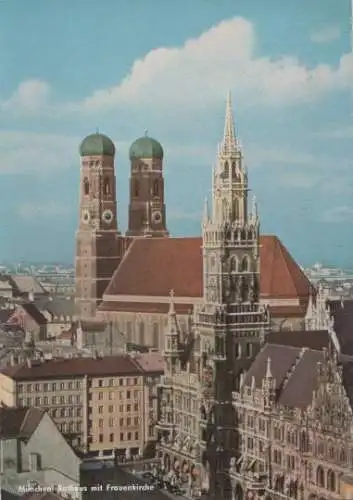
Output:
101,235,312,304
1,355,144,381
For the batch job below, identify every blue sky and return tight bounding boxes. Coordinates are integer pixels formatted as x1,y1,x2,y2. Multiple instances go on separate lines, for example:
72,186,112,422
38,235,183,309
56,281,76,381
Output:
0,0,352,267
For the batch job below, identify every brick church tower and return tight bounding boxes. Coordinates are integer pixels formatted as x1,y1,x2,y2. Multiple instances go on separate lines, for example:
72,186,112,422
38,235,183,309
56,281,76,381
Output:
126,133,169,237
75,132,123,319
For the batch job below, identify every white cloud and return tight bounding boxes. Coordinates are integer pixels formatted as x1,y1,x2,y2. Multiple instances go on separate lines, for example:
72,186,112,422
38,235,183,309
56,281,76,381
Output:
310,25,341,44
17,201,72,220
77,17,352,113
1,80,51,114
0,131,131,174
322,205,353,223
1,18,352,121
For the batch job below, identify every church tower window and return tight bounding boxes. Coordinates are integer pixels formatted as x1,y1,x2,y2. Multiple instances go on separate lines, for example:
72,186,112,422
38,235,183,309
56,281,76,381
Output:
83,178,89,196
103,177,110,195
134,180,140,197
153,180,159,197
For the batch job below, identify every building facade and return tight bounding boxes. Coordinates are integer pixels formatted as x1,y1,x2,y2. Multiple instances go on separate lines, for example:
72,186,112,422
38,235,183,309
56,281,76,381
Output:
126,134,169,237
0,353,163,458
0,407,80,499
230,343,353,500
156,93,270,499
75,133,124,320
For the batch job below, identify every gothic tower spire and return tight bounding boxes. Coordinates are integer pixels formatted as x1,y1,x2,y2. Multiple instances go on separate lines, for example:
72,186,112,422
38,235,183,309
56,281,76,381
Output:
221,90,238,156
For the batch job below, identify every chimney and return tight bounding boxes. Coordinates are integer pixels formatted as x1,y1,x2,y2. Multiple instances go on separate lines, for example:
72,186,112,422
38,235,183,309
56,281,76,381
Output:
27,358,32,368
10,354,15,366
28,290,34,302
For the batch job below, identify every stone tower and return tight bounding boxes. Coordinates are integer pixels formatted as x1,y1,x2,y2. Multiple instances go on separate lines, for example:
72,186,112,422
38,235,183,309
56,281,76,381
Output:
197,92,270,498
75,132,123,319
126,133,169,237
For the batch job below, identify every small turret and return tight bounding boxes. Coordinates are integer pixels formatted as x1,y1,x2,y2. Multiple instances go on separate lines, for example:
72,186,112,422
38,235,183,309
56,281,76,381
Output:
262,356,276,410
163,290,182,374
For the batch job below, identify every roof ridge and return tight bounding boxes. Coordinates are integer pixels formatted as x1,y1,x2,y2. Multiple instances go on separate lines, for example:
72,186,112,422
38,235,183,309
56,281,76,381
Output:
276,238,308,296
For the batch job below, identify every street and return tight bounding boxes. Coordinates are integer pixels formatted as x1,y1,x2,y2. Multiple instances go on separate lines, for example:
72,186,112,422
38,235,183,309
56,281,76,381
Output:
81,465,175,500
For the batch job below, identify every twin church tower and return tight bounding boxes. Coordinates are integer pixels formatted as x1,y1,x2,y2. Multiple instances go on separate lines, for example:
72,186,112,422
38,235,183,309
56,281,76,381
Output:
75,132,169,318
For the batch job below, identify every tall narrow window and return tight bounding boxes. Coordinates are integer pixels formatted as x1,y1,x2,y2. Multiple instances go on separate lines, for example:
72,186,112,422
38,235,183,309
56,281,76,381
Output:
152,323,159,348
139,322,145,345
134,180,139,197
103,177,110,195
153,180,159,197
83,178,89,195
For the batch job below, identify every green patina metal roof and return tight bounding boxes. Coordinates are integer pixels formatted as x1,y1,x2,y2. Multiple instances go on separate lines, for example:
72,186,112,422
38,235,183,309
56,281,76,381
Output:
79,132,115,157
129,135,164,160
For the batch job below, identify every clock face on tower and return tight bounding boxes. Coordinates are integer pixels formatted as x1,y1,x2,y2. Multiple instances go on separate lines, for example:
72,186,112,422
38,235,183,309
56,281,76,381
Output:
102,209,114,224
81,209,90,224
152,211,162,224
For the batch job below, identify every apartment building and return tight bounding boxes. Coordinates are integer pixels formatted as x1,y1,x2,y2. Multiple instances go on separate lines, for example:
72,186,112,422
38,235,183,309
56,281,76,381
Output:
0,352,163,458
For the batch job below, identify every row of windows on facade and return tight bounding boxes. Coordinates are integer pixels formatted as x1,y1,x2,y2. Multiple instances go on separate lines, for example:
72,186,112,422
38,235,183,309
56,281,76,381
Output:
124,322,160,347
19,395,81,406
57,421,81,434
132,179,160,198
88,431,140,444
88,390,139,402
90,377,140,388
96,416,141,428
241,416,351,463
83,177,111,196
18,377,140,393
18,381,81,392
91,403,140,414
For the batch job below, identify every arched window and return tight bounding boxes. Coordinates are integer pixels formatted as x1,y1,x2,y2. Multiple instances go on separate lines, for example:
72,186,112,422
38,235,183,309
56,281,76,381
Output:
242,280,249,301
139,322,145,345
152,323,159,348
223,161,229,178
327,470,335,492
103,177,110,195
233,199,239,219
153,180,159,197
316,466,324,488
230,257,237,272
234,343,241,359
240,256,249,272
83,178,89,195
300,431,308,453
134,179,139,197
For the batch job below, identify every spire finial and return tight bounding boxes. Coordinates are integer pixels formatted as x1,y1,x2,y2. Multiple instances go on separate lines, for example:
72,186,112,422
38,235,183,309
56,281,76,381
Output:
221,90,237,156
169,289,175,314
144,130,148,137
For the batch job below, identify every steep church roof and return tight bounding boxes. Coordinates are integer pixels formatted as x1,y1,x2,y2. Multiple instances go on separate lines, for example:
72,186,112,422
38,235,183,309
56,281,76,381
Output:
101,234,312,313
